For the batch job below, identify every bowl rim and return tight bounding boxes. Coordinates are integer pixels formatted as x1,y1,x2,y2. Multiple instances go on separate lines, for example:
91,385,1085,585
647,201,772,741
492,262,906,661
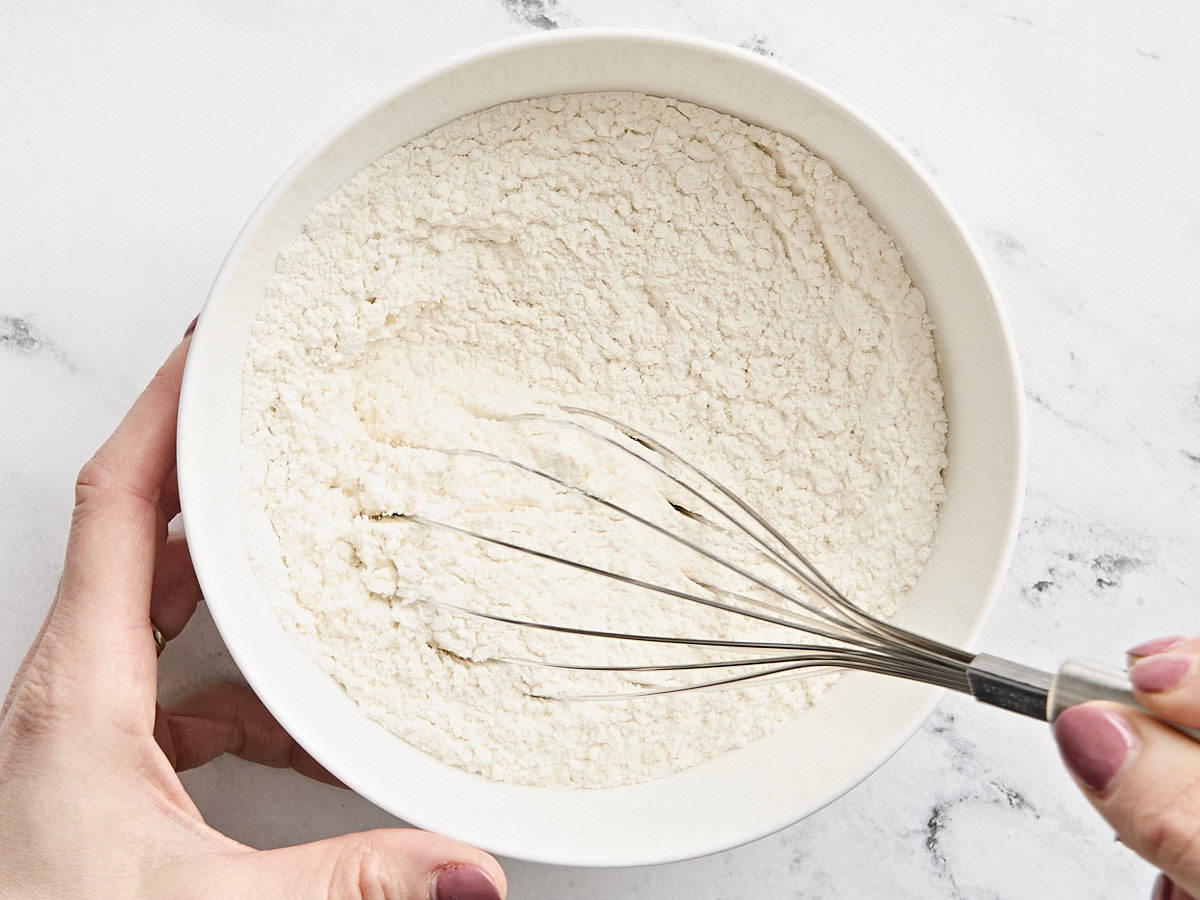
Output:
179,27,1025,866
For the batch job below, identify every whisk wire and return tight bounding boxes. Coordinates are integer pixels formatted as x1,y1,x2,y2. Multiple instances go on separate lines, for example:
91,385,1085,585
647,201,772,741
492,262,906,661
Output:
556,408,974,666
375,406,975,701
532,654,970,702
508,409,971,667
442,441,892,651
505,412,856,619
382,511,865,644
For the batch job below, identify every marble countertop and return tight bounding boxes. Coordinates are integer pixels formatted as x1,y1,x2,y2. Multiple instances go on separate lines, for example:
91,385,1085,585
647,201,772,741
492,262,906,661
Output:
3,1,1198,896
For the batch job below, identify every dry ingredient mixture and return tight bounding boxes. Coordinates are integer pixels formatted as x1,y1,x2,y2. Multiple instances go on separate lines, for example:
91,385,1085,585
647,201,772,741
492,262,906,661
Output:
241,92,947,789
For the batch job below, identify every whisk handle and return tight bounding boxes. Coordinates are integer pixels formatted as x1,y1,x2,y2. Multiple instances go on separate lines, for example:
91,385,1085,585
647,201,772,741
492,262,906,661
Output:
966,654,1200,742
965,654,1052,719
1048,657,1200,742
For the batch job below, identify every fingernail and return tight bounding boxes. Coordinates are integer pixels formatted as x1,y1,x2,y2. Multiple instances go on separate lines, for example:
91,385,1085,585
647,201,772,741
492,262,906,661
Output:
1128,635,1186,658
1152,873,1173,900
1130,654,1193,693
1053,705,1137,793
184,314,199,337
432,863,500,900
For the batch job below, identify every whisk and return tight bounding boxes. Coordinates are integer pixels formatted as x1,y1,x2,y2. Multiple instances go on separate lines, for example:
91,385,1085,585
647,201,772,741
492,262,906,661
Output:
374,406,1200,741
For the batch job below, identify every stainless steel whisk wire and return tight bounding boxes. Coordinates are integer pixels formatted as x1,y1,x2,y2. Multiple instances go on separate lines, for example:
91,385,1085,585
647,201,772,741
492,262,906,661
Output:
372,407,1200,740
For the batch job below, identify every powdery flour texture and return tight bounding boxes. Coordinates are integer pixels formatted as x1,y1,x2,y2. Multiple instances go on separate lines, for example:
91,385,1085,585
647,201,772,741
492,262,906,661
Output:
241,92,948,789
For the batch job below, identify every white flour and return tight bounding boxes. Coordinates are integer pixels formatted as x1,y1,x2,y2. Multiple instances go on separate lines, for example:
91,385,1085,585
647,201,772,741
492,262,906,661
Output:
241,92,947,789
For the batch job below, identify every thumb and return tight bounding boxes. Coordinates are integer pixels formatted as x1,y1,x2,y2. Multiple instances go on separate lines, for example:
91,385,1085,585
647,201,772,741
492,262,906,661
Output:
214,828,506,900
1054,702,1200,896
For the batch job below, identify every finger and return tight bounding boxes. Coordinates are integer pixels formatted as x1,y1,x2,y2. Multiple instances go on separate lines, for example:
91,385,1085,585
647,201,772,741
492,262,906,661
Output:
212,829,506,900
51,335,191,676
0,614,53,724
156,682,343,787
150,533,203,641
5,481,188,729
1128,636,1188,665
1055,702,1200,895
1127,635,1200,730
1154,873,1198,900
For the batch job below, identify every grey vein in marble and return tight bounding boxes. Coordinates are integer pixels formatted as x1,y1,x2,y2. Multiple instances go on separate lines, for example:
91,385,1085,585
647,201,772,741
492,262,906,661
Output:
924,801,953,873
988,780,1036,814
903,706,1056,897
985,229,1054,272
737,34,775,58
500,0,559,30
953,1,1069,39
1091,553,1142,590
1025,389,1092,432
0,316,43,353
1013,518,1153,613
899,140,938,176
0,314,74,373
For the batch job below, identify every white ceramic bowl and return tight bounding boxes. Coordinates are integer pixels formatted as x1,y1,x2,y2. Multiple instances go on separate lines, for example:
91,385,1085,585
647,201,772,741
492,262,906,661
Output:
178,30,1023,867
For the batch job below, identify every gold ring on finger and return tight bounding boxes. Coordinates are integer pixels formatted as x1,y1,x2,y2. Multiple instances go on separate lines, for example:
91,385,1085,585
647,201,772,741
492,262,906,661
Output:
150,619,166,656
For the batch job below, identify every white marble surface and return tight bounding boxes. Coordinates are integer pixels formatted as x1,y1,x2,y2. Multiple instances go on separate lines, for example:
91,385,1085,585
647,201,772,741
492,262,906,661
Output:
3,1,1198,896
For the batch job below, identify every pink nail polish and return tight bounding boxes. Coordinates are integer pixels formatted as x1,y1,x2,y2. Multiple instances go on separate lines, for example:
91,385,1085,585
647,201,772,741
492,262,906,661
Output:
1054,705,1137,793
1152,873,1173,900
1130,654,1193,693
433,864,500,900
1127,635,1186,658
184,314,199,337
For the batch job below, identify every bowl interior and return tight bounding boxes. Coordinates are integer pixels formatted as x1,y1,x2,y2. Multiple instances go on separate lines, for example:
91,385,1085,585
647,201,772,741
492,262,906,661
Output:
178,30,1022,867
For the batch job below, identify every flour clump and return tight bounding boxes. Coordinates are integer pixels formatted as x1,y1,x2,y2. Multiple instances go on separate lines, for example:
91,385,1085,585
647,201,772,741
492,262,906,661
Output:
241,91,947,789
